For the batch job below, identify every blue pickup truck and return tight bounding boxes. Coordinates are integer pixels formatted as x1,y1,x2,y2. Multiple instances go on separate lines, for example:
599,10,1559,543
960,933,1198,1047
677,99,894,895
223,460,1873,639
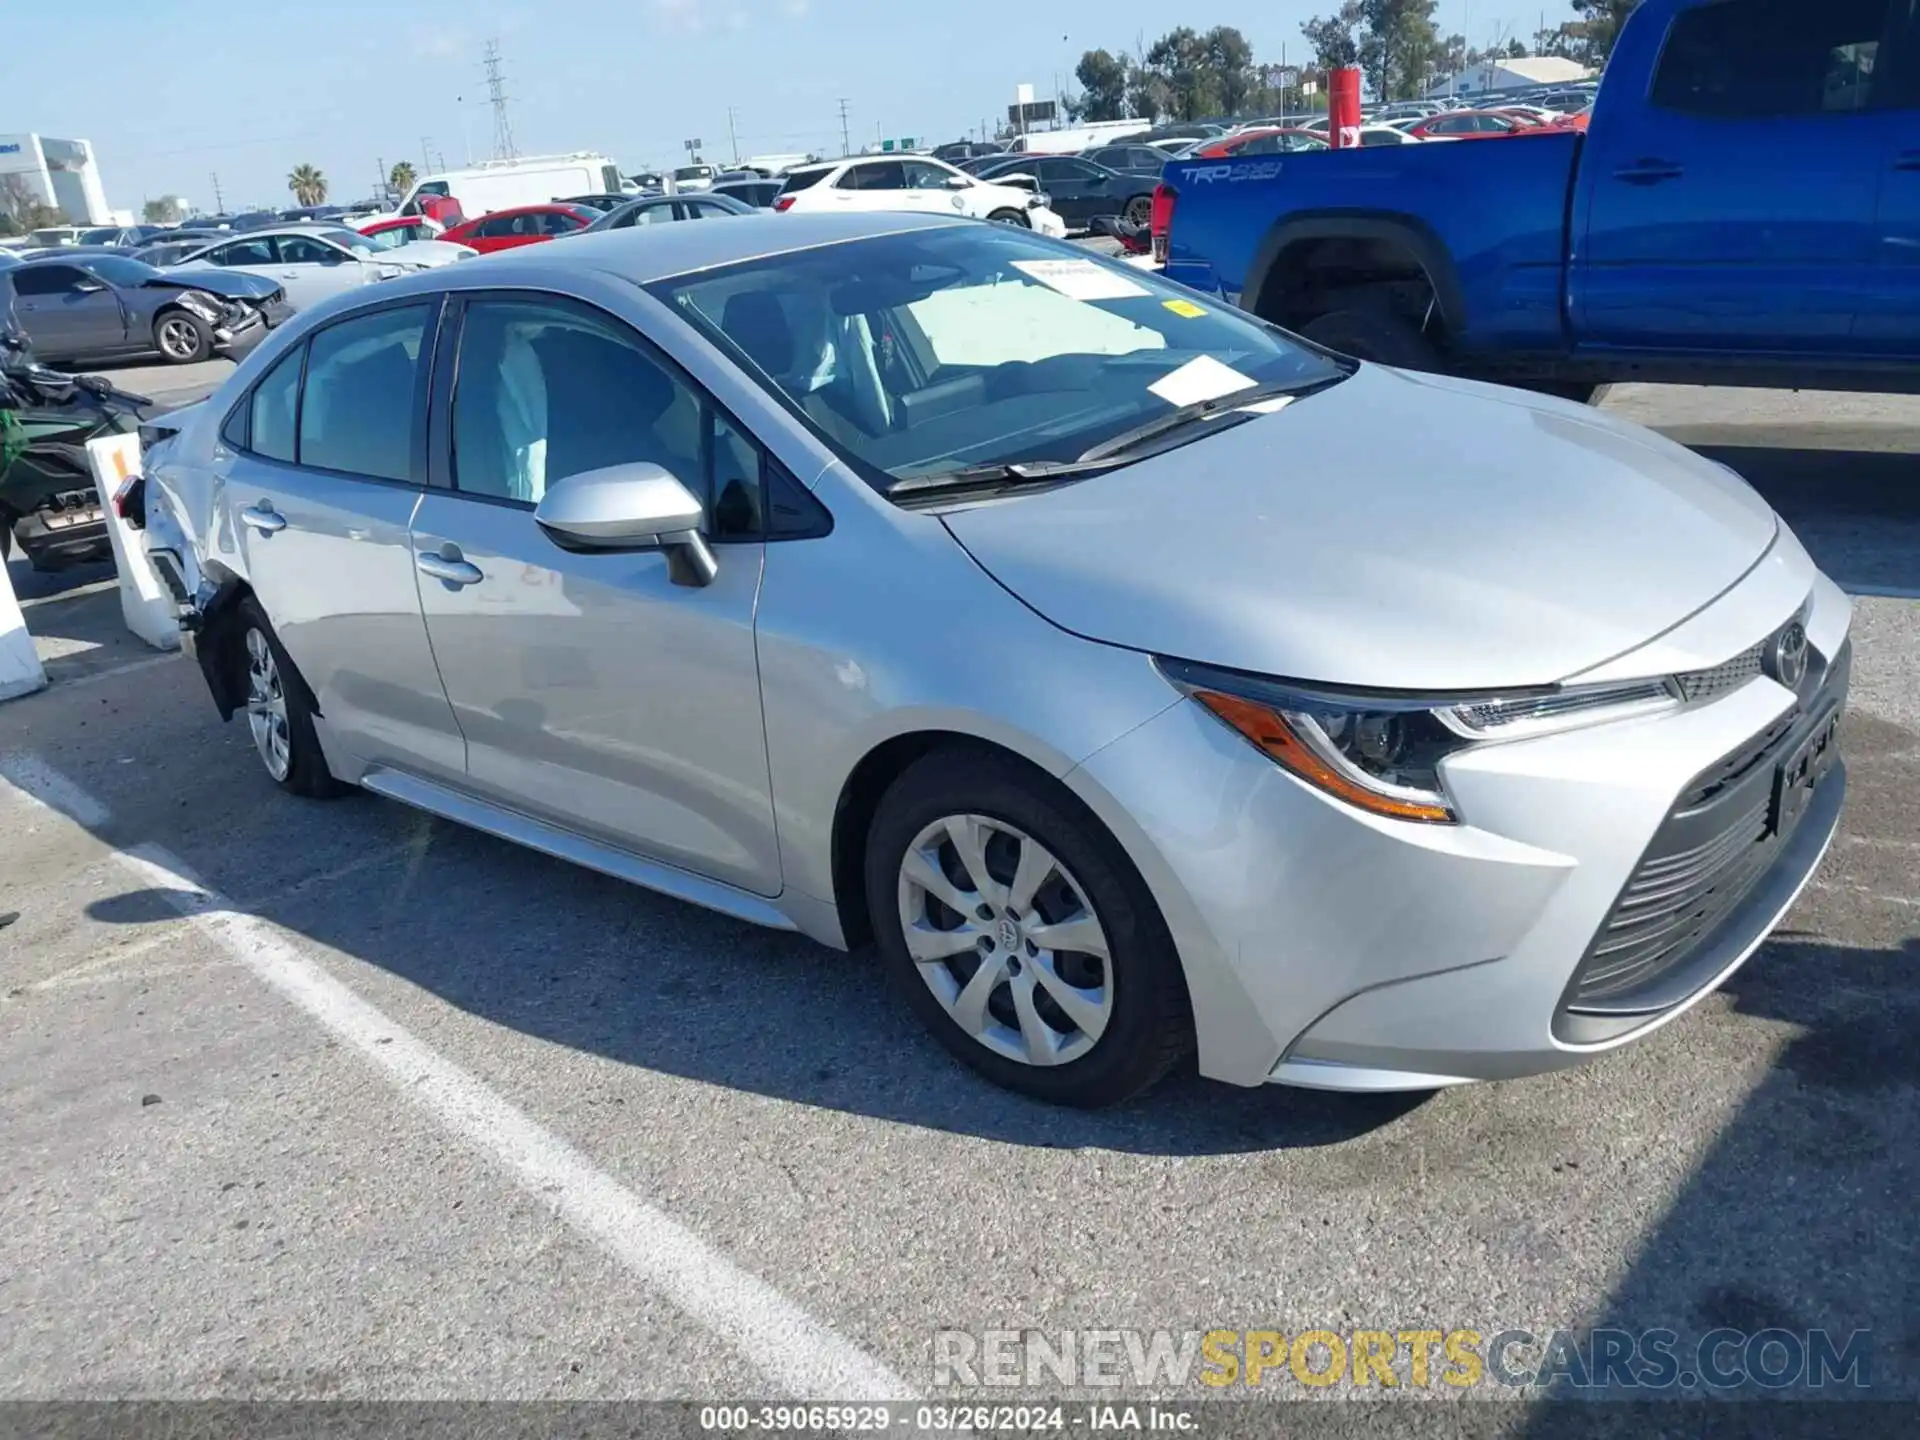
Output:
1159,0,1920,400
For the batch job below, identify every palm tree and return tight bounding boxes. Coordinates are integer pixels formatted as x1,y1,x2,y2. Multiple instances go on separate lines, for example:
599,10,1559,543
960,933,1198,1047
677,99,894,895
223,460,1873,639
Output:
388,160,417,199
287,164,328,207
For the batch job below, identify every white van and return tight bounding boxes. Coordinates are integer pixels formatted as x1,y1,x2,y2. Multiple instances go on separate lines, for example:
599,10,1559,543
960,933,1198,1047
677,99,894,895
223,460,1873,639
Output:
1005,121,1153,155
396,153,625,220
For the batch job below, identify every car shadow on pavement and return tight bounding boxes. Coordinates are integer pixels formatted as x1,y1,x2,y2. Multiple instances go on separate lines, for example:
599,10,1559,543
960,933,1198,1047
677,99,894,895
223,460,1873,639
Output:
1509,933,1920,1417
80,808,1431,1158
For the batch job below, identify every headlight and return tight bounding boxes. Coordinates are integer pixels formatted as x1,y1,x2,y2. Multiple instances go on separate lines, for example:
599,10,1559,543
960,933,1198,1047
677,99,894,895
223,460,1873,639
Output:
1156,658,1684,825
375,263,407,279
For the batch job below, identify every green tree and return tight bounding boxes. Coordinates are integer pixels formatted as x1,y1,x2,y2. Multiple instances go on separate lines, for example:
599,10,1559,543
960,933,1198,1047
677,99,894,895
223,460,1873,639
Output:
1569,0,1641,64
1358,0,1442,101
1075,49,1132,122
1143,27,1218,120
287,164,328,207
141,196,184,224
0,175,60,235
1301,2,1364,71
1202,26,1258,118
389,160,417,197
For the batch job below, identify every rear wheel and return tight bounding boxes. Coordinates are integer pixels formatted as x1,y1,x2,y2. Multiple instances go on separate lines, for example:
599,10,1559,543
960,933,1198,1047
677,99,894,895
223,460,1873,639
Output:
1122,195,1153,228
153,310,212,365
1298,305,1444,371
234,598,349,799
987,208,1031,227
865,748,1192,1107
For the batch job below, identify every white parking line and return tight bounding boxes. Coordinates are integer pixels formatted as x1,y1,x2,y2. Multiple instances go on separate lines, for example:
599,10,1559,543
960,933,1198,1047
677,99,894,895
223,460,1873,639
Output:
0,752,915,1403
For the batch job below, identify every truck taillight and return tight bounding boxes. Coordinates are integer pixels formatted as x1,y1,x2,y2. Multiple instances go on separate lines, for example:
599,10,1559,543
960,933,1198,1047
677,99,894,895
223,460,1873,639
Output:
1149,184,1174,264
773,195,796,212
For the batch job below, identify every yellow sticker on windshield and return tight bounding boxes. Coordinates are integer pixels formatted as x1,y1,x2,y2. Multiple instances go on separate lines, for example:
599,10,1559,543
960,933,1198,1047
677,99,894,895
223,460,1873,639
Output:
1162,298,1207,318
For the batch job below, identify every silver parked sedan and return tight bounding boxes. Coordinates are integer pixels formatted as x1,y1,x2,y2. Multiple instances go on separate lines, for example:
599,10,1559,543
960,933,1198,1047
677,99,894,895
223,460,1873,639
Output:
140,212,1850,1107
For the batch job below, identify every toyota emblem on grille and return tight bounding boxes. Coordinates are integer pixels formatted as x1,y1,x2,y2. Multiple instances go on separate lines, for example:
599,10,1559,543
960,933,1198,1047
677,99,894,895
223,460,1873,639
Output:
1767,621,1809,689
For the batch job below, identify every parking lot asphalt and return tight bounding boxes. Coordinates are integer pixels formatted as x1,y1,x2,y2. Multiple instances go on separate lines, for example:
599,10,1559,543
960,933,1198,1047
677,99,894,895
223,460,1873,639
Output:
1,382,1915,1410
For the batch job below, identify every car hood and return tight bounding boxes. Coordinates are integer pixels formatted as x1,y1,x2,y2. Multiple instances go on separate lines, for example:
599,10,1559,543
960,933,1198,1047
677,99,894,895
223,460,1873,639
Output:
144,269,279,300
939,365,1780,691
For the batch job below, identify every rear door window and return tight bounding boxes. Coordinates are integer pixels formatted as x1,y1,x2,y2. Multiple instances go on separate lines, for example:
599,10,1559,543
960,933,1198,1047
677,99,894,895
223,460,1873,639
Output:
297,305,431,481
1650,0,1893,115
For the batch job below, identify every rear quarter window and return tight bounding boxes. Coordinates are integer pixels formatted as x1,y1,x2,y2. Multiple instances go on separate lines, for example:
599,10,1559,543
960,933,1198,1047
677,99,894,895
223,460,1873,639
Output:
778,168,832,194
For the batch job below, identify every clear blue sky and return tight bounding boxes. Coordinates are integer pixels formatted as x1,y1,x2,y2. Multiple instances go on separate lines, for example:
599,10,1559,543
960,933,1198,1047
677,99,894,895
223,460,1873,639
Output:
5,0,1574,212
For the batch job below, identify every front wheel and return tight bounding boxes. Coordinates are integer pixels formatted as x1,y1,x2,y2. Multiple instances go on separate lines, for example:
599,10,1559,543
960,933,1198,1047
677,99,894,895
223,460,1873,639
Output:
987,208,1031,227
153,310,213,365
865,748,1192,1107
1298,305,1444,371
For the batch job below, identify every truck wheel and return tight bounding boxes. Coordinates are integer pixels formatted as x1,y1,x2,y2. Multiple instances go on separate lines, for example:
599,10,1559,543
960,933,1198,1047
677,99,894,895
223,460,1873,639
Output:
1299,307,1443,372
154,310,213,365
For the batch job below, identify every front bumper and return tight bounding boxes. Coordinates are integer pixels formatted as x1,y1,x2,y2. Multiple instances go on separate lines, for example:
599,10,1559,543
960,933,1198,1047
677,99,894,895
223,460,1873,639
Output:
212,308,268,356
1029,206,1068,239
1071,556,1853,1090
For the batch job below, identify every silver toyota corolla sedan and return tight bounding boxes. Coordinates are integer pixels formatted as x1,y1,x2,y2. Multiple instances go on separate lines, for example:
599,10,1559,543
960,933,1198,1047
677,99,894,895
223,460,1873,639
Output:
139,212,1850,1107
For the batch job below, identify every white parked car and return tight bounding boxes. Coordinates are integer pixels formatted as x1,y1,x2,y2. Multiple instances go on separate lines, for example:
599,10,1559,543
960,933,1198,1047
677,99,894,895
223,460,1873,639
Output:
772,156,1067,237
169,225,448,312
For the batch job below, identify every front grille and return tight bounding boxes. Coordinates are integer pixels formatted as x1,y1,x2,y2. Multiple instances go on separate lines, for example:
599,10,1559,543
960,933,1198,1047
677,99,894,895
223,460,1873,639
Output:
1561,639,1849,1018
1676,641,1764,703
1571,794,1774,1002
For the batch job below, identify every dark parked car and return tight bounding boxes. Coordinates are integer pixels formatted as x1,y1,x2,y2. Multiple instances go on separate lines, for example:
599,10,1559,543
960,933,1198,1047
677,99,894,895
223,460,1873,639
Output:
934,140,1007,162
2,254,281,365
553,192,631,212
573,191,755,234
129,231,228,268
1083,144,1174,177
971,155,1156,229
74,224,171,248
626,171,666,193
712,179,782,208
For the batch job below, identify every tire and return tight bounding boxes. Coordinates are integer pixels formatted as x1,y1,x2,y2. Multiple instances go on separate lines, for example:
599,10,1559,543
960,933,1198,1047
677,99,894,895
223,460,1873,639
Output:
987,208,1031,227
232,597,350,799
0,510,13,562
1122,195,1153,228
865,747,1192,1107
153,309,213,365
1298,306,1444,371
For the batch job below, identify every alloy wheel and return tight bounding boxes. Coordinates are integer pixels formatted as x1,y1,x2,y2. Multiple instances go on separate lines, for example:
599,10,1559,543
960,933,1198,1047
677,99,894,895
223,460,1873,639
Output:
896,813,1113,1067
1123,196,1152,227
244,628,292,781
158,317,199,360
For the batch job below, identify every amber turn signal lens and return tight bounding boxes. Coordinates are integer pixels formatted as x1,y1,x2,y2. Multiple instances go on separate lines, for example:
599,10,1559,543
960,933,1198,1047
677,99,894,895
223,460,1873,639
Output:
1192,690,1455,824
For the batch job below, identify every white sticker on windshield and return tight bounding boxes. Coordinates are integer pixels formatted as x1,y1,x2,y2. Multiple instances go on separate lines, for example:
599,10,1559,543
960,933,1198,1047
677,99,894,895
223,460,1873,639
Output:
1148,355,1259,408
1011,258,1151,302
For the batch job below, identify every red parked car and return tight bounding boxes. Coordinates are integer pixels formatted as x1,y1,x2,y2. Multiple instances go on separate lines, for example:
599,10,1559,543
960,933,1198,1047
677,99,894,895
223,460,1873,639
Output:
1405,110,1545,141
357,215,444,245
1189,127,1329,160
438,204,599,254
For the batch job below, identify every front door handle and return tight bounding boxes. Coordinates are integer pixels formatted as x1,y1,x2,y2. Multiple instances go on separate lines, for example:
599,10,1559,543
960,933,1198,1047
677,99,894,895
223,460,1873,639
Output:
239,503,286,534
1614,159,1684,184
416,548,484,587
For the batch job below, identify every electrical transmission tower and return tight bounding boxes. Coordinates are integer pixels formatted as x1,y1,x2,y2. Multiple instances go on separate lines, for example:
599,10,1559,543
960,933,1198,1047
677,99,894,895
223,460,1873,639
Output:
483,39,518,160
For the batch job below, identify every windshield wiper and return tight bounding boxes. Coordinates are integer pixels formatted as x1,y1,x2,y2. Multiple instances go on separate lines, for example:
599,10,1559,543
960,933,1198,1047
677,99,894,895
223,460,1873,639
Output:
1074,376,1333,464
884,456,1130,500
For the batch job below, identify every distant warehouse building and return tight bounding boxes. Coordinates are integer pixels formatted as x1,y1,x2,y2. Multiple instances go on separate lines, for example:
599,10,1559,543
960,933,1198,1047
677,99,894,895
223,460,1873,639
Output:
1426,56,1594,98
0,133,113,225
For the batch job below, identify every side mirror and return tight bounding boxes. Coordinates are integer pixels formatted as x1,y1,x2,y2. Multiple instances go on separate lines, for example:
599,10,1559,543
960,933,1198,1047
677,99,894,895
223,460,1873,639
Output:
944,175,971,189
534,462,717,586
74,279,108,293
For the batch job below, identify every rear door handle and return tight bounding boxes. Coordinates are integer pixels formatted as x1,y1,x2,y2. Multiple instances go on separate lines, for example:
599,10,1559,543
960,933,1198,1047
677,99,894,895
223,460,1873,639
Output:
416,548,484,587
239,503,286,534
1614,159,1684,184
1896,151,1920,172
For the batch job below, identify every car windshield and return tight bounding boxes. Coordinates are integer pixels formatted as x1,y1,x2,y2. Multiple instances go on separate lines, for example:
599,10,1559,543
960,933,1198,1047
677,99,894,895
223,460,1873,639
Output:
84,256,164,285
359,227,411,251
317,227,377,255
648,225,1348,489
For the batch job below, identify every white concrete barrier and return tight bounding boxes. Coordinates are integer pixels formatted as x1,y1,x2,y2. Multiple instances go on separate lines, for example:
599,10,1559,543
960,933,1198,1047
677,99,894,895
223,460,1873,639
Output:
0,550,48,701
85,433,180,653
